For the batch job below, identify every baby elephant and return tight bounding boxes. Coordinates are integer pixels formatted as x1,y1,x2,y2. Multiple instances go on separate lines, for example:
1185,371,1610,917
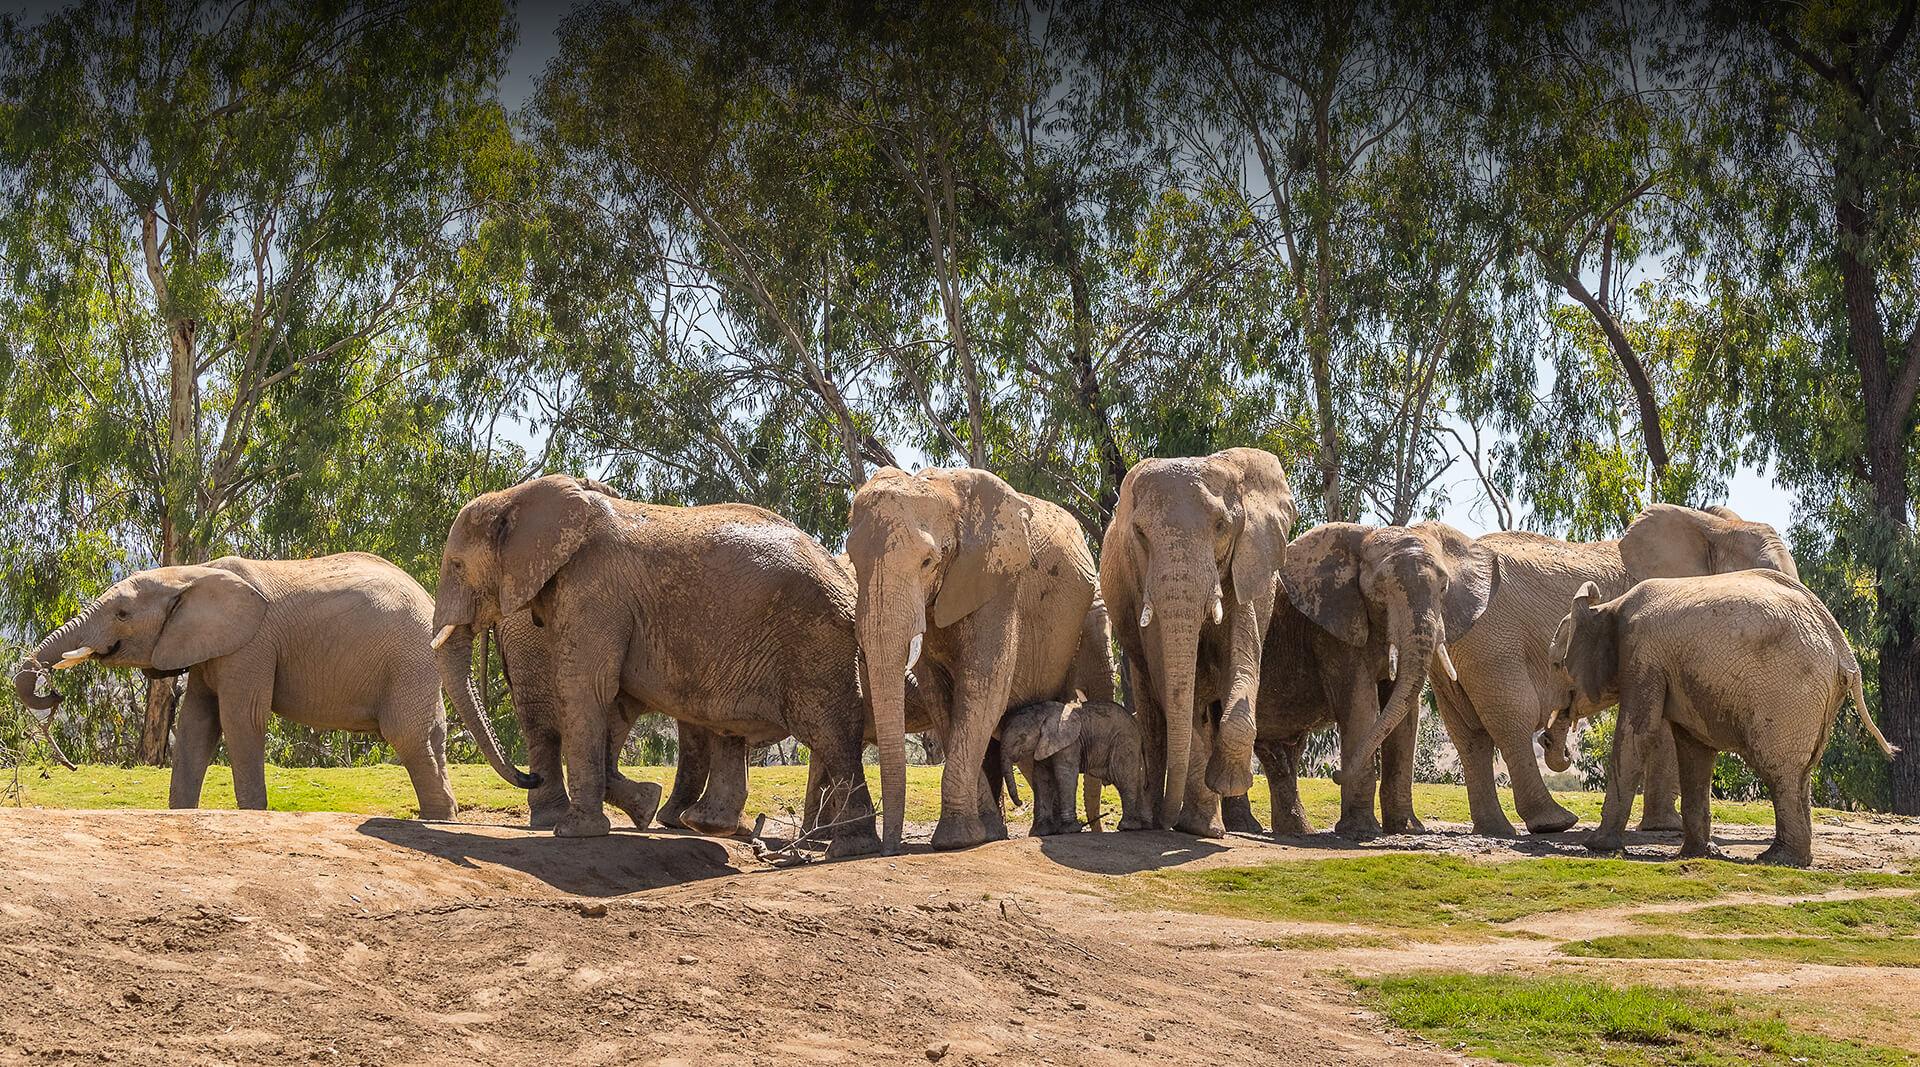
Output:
999,700,1150,835
1551,570,1897,867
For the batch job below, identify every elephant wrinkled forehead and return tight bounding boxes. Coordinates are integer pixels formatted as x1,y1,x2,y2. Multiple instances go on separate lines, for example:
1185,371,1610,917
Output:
1131,458,1225,509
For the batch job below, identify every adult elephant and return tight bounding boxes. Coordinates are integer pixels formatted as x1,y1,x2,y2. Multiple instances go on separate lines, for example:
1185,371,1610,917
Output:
12,554,457,818
1418,503,1800,837
432,474,876,853
1100,448,1297,836
848,466,1102,853
1221,522,1497,838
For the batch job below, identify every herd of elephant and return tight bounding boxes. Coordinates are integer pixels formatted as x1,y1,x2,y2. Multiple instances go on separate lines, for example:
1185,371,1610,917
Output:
12,449,1897,867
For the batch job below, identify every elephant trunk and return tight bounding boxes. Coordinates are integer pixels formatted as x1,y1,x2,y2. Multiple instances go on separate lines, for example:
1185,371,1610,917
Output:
1146,590,1205,831
435,624,539,789
1338,596,1442,788
856,583,924,855
14,607,102,771
1206,597,1264,797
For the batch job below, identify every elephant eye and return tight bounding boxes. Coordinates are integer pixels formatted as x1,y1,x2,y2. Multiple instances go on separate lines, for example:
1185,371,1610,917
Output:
921,555,934,569
115,608,129,619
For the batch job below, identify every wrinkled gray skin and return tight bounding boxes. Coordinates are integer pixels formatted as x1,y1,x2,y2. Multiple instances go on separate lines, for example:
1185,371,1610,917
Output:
434,475,876,853
657,722,752,836
1220,522,1497,839
1100,448,1297,836
848,466,1102,854
1440,504,1800,837
1553,572,1895,867
999,700,1150,834
13,554,456,818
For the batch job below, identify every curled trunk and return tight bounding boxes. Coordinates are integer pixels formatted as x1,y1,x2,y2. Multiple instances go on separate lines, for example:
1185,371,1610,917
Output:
13,609,99,771
1338,603,1441,787
435,624,538,789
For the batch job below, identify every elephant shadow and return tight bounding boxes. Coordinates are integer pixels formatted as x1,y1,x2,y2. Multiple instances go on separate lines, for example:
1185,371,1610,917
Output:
355,818,740,897
1033,829,1231,874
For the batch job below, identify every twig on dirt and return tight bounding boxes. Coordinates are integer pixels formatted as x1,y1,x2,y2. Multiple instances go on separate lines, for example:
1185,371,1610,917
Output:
748,778,876,867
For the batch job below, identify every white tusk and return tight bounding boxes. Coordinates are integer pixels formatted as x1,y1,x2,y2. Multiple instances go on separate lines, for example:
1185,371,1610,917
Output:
1436,642,1459,682
1386,644,1399,681
1138,600,1153,628
430,625,457,650
905,632,923,674
1211,597,1224,625
52,647,94,670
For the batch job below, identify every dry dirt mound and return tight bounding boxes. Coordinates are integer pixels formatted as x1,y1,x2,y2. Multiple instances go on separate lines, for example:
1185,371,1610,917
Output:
0,809,1445,1066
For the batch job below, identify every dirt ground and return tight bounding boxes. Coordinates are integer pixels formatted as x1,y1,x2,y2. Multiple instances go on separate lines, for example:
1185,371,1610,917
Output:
3,808,1918,1066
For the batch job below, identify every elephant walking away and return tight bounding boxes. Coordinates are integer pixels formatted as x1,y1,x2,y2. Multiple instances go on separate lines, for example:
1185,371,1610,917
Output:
1100,448,1297,836
998,700,1150,834
1431,504,1801,837
1220,522,1497,838
13,554,458,818
434,475,878,853
849,466,1104,853
1552,571,1895,866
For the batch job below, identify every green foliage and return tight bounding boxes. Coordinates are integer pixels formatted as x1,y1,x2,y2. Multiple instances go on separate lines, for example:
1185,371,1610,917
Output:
1354,972,1914,1065
1563,933,1920,968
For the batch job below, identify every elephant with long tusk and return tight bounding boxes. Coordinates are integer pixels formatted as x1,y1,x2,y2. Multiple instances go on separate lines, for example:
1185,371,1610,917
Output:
10,554,458,816
1099,448,1297,837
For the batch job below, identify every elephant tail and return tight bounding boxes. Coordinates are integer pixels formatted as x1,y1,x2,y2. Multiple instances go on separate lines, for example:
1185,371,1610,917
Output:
1844,653,1897,758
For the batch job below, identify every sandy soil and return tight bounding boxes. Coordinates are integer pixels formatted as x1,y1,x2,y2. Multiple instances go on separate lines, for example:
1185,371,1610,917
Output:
2,808,1917,1065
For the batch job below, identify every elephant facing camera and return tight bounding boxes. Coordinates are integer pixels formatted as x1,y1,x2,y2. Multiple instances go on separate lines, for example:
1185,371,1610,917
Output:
998,699,1151,836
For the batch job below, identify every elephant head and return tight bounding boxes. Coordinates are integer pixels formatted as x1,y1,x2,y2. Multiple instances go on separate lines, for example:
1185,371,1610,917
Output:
1100,447,1295,829
846,466,1034,854
1285,522,1499,787
1621,503,1799,581
1548,582,1622,713
432,474,619,790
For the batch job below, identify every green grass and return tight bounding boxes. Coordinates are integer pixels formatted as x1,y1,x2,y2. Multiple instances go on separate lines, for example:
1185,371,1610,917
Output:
5,762,1806,828
1562,933,1920,968
1355,972,1915,1065
1635,894,1920,937
1250,932,1403,951
1133,855,1919,933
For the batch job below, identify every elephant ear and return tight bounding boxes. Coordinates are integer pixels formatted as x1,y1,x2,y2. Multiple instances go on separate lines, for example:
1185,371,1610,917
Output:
150,568,269,671
932,471,1034,629
1280,524,1370,647
1223,448,1297,608
1037,702,1081,761
1564,581,1619,701
1433,525,1500,642
497,475,615,616
1621,503,1725,578
1547,612,1574,666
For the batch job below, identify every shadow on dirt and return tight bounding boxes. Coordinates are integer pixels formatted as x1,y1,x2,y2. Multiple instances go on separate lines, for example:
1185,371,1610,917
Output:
356,818,741,896
1034,829,1231,874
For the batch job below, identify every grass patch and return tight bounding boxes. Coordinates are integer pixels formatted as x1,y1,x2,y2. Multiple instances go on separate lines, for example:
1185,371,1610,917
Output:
1133,855,1918,933
1637,894,1920,937
1355,972,1914,1065
1563,933,1920,968
7,764,1812,830
1250,932,1402,951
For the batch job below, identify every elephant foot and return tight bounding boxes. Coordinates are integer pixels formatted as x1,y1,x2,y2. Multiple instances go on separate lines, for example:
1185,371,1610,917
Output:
824,821,881,859
1220,796,1264,834
1173,812,1225,839
1584,829,1624,853
1473,818,1519,839
1116,815,1153,832
1383,813,1426,835
656,801,691,830
1755,842,1811,868
418,802,457,822
682,808,753,839
1678,840,1727,861
529,801,570,831
1204,756,1254,799
553,807,611,838
607,780,663,829
1638,810,1684,832
931,813,991,851
1524,807,1580,835
1333,813,1382,841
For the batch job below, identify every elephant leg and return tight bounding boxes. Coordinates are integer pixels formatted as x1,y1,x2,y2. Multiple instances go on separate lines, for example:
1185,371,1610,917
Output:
1637,728,1684,831
167,677,221,810
1379,692,1424,835
1672,728,1720,859
815,716,880,858
1222,740,1268,833
1490,716,1576,835
800,758,824,837
660,720,713,831
1264,738,1311,835
522,711,571,830
1028,756,1058,835
1588,668,1664,853
391,713,458,821
932,646,1017,851
1127,651,1168,827
1435,684,1515,837
1084,773,1105,832
603,708,660,829
1335,716,1384,840
1050,755,1083,833
552,649,618,838
682,733,751,838
1757,770,1814,868
1173,711,1224,838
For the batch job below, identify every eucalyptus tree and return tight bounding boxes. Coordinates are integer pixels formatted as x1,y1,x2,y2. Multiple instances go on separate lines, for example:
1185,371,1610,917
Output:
0,0,515,761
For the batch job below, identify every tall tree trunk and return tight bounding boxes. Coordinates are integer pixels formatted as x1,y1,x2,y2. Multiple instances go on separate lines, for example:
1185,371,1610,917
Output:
1309,86,1346,522
1064,254,1128,523
141,207,196,767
